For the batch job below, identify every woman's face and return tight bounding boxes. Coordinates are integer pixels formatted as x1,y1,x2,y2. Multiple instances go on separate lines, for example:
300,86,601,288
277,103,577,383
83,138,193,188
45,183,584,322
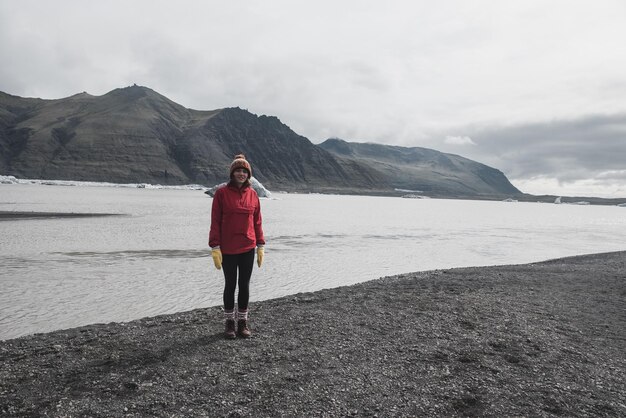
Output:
232,168,249,185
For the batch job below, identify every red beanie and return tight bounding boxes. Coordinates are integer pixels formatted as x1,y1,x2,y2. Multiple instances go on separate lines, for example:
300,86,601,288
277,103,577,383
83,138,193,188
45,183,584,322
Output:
230,154,252,177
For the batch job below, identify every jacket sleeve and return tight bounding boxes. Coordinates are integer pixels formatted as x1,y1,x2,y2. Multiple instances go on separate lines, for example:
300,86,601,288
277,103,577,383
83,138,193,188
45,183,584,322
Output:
254,194,265,246
208,190,223,248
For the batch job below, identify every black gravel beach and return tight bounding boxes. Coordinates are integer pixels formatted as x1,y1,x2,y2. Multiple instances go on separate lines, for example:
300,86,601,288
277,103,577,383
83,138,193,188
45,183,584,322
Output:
1,251,624,417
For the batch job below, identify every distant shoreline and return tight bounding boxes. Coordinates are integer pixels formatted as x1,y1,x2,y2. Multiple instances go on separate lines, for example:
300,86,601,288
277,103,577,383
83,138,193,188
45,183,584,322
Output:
0,211,124,220
1,251,624,416
3,174,626,205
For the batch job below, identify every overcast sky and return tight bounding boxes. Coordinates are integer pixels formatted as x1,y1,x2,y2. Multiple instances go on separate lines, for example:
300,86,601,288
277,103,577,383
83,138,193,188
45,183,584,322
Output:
1,1,625,197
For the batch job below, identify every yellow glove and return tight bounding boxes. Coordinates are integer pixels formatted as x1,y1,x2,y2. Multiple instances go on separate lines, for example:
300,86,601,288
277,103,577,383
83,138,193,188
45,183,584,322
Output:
257,247,264,268
211,248,222,270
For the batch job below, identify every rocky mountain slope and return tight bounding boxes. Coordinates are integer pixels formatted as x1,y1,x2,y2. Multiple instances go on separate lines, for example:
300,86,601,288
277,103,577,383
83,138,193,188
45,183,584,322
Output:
0,86,385,192
319,138,521,197
0,85,520,196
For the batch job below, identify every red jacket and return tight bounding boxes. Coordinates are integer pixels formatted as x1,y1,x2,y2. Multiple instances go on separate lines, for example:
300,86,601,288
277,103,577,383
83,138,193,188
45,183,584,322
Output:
209,183,265,254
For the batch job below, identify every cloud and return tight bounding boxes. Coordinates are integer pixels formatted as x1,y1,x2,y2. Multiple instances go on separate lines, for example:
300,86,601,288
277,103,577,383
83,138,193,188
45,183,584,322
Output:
475,114,626,179
432,114,626,197
2,1,626,138
596,170,626,181
512,176,626,199
1,1,626,197
444,135,476,146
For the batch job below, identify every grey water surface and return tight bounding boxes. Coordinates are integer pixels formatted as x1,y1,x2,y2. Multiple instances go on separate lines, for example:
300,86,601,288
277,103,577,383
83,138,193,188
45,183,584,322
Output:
1,183,625,340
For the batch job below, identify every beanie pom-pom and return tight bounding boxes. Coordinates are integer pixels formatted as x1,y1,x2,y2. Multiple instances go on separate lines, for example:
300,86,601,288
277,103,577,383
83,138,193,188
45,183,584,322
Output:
234,153,246,160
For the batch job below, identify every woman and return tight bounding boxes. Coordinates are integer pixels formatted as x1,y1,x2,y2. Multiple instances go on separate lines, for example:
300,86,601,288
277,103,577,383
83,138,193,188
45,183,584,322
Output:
209,154,265,339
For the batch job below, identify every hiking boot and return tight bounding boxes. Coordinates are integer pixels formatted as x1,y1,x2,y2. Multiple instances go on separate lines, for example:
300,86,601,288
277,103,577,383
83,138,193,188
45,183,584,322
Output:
237,319,251,338
224,319,236,339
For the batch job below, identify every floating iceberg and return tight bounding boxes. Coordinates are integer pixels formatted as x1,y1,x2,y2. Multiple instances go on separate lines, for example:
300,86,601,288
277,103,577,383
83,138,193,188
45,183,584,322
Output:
0,175,206,191
0,175,18,184
204,177,272,198
395,188,424,194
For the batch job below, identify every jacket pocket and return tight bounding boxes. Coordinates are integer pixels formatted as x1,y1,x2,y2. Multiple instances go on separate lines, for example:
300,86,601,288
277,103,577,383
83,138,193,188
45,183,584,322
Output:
231,207,255,238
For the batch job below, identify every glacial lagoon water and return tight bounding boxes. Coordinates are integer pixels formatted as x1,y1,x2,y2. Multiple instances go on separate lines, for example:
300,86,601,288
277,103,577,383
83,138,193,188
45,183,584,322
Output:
1,182,625,340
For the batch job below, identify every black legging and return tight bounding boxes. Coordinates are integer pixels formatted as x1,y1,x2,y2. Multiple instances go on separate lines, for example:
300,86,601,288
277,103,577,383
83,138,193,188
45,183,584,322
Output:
222,249,255,311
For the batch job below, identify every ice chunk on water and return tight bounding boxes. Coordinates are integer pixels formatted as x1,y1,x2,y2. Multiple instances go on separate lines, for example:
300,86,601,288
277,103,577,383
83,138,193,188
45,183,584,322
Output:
204,176,272,198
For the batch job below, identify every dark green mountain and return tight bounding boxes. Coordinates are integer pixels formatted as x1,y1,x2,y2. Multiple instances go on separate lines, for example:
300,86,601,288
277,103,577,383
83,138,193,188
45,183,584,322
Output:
0,85,520,197
0,86,385,192
319,138,521,197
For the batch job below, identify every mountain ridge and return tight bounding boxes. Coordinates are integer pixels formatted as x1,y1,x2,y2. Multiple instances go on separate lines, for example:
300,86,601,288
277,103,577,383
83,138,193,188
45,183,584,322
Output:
319,138,521,196
0,85,520,197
